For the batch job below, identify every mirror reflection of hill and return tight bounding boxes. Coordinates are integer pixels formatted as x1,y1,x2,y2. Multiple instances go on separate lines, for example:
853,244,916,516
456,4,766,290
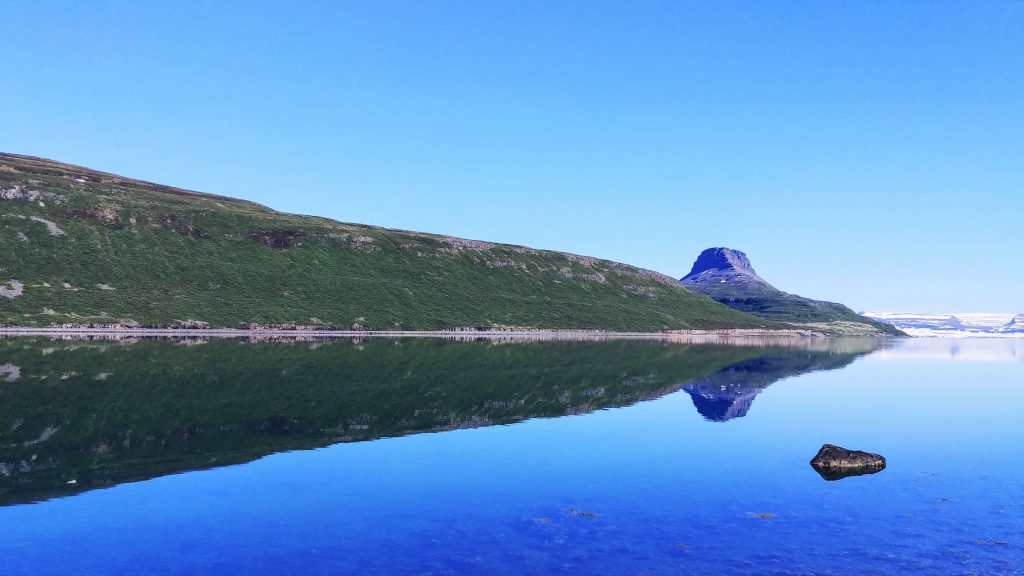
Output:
0,336,879,504
681,338,880,421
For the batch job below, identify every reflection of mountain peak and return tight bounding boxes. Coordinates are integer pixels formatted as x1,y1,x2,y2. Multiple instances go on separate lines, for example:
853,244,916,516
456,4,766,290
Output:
681,349,871,421
682,383,761,421
0,337,880,504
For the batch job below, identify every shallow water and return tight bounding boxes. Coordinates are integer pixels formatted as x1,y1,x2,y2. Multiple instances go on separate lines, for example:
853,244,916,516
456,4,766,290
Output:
0,336,1020,575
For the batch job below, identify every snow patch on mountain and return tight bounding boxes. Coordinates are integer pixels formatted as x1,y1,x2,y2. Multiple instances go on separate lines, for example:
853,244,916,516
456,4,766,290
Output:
865,337,1024,362
863,312,1024,338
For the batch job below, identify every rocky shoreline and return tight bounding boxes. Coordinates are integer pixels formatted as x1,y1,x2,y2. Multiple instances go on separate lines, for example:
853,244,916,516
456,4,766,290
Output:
0,326,833,341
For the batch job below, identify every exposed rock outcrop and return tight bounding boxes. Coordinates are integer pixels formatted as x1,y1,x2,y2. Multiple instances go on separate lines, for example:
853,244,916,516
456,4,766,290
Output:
0,186,61,203
810,444,886,481
29,216,65,236
250,229,305,248
0,280,24,299
0,364,19,382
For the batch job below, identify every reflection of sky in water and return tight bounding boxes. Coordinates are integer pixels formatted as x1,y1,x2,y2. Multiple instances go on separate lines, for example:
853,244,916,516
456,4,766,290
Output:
0,338,1020,575
867,337,1024,362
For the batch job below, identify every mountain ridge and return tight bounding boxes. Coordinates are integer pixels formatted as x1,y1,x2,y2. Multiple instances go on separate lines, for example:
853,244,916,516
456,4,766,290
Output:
679,247,902,336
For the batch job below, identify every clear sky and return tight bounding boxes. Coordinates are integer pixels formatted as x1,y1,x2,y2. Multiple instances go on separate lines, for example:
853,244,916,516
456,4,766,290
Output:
2,1,1022,313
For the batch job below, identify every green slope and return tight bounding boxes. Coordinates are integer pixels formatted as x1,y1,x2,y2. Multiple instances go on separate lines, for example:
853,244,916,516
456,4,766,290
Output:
694,283,904,335
0,153,775,331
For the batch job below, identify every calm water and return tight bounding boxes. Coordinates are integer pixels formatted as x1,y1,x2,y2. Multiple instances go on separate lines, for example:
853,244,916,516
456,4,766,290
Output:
0,336,1020,575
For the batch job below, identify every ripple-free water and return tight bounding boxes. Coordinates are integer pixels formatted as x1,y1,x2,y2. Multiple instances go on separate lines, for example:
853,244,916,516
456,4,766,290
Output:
0,337,1020,575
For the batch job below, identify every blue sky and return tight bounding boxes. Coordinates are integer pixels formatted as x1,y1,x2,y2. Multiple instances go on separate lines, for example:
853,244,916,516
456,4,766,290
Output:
2,1,1022,312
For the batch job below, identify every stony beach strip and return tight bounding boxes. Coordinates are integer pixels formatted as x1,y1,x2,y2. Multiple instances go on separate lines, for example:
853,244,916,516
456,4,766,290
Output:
0,326,831,343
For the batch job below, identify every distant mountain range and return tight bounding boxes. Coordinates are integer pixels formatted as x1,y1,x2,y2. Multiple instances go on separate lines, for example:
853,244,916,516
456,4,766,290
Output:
863,312,1024,338
680,247,903,336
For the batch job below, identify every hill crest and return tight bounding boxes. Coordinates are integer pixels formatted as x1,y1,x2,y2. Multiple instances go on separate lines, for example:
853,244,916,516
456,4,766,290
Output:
0,153,773,332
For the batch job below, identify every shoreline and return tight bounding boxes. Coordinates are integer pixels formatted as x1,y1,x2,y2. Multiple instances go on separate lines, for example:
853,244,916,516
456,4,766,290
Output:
0,327,832,339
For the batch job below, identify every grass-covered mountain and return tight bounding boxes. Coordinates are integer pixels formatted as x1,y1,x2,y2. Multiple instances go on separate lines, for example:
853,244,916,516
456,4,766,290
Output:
680,248,903,336
0,153,774,331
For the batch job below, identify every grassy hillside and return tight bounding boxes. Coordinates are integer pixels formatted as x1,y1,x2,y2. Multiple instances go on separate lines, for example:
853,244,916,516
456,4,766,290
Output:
695,284,905,336
0,153,775,331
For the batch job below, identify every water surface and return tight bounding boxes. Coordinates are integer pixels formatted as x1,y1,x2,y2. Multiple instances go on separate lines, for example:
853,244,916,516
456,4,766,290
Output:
0,336,1020,574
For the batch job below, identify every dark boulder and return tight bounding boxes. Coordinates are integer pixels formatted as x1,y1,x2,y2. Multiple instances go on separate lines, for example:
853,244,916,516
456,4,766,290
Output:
810,444,886,481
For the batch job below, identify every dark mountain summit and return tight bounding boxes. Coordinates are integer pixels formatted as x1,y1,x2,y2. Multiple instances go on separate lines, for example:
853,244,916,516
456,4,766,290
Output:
686,247,755,275
680,248,903,336
681,247,772,289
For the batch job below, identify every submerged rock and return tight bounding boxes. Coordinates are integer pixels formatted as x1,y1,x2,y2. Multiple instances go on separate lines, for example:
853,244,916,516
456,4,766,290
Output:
810,444,886,481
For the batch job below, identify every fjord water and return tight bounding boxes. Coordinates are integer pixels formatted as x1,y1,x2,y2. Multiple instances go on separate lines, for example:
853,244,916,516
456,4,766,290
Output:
0,337,1020,574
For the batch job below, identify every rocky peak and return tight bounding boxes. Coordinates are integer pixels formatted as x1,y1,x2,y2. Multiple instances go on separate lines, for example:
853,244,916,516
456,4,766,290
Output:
680,247,773,288
684,248,755,278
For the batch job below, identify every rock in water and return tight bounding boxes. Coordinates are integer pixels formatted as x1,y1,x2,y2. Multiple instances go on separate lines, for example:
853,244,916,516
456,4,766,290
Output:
810,444,886,481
